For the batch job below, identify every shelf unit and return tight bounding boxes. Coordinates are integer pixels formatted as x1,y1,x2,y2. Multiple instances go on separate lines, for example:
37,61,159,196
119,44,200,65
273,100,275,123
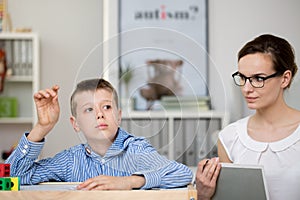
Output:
0,32,39,162
121,110,229,166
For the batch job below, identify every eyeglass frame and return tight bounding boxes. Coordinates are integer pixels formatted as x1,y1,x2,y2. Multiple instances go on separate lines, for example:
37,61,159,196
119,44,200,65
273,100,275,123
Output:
231,71,281,88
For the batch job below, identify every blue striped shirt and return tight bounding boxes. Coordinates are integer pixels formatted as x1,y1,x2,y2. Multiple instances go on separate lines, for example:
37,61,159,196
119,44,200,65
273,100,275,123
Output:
6,128,193,189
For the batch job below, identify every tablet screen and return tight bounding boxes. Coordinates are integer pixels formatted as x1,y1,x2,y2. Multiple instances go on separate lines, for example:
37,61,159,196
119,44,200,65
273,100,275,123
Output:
212,163,269,200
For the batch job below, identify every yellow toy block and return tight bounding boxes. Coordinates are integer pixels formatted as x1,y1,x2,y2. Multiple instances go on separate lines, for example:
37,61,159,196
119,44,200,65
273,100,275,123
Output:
9,177,20,191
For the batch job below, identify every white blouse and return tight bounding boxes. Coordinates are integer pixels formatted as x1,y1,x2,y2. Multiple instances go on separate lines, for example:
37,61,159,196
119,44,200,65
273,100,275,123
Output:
219,116,300,200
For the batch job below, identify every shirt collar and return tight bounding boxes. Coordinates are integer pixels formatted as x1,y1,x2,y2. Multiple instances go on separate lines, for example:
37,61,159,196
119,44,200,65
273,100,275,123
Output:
238,116,300,152
84,127,133,158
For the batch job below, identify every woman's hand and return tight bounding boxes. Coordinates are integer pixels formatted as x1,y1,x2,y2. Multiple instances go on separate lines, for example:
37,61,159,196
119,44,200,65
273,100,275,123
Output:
196,157,221,200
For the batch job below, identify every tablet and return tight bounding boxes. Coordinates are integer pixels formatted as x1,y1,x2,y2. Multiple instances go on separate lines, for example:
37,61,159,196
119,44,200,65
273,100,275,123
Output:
212,163,269,200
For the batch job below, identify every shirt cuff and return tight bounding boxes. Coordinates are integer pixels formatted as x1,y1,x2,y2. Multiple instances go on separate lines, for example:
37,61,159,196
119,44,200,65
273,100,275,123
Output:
133,171,162,189
17,132,45,159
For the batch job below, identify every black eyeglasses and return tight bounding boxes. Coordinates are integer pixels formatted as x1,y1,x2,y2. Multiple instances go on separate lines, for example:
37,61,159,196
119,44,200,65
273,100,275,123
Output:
232,71,280,88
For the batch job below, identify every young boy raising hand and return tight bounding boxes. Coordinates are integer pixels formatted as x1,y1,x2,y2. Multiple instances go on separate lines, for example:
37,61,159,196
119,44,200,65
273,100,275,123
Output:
6,78,193,190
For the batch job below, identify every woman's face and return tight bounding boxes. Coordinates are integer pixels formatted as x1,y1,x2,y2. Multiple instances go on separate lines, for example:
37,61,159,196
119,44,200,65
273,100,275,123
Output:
238,53,283,110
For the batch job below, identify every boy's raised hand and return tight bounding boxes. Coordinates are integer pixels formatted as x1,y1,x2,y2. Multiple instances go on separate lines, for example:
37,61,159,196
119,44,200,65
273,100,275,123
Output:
27,85,60,142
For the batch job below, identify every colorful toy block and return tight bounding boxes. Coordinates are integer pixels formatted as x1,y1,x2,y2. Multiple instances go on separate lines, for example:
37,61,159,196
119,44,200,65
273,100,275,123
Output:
9,177,20,191
0,177,12,191
0,163,10,177
0,164,20,191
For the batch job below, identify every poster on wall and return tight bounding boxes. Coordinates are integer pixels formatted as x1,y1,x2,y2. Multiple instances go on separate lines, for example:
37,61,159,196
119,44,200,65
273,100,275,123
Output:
119,0,208,111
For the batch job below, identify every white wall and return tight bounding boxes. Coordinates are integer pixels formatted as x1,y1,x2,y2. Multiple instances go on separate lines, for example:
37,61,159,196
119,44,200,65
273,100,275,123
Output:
208,0,300,121
8,0,102,157
6,0,300,158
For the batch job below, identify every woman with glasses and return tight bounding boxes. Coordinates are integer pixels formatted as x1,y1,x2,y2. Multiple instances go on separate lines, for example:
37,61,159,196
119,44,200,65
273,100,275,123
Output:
196,34,300,200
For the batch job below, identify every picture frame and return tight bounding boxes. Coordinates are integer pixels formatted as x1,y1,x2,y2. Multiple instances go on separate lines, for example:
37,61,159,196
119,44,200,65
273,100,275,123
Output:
103,0,209,111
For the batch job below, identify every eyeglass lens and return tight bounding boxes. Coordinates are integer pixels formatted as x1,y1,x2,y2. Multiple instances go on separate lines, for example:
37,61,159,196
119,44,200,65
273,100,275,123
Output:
233,74,264,88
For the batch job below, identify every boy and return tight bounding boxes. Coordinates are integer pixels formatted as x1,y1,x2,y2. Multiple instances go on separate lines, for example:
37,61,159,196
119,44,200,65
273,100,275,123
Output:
6,78,193,190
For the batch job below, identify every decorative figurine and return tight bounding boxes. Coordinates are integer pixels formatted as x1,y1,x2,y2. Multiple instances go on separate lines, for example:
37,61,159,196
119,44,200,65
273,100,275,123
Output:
140,59,183,109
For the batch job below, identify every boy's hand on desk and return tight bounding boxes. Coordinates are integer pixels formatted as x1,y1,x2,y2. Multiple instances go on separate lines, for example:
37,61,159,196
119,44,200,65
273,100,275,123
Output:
76,175,145,190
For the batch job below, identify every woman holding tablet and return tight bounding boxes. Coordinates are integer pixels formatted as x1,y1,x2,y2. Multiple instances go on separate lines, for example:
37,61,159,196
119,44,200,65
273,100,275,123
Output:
196,34,300,200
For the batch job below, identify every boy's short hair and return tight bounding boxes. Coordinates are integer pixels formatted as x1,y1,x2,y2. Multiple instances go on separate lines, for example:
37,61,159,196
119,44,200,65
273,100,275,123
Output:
70,78,119,117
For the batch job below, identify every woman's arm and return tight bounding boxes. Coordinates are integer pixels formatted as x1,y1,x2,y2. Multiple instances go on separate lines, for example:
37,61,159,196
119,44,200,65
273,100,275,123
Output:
218,140,232,163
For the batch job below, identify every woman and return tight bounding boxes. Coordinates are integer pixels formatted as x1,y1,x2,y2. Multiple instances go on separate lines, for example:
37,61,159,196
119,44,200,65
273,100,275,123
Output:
196,34,300,200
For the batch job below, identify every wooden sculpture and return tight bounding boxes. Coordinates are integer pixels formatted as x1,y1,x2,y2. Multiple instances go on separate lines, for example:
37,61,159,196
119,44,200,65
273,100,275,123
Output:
140,59,183,109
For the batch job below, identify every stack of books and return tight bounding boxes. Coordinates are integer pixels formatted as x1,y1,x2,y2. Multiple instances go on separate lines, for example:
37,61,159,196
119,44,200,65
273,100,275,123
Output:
0,39,33,76
161,95,211,111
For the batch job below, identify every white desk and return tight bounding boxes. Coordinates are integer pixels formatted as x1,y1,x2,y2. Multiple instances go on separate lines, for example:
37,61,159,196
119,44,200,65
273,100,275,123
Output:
0,183,197,200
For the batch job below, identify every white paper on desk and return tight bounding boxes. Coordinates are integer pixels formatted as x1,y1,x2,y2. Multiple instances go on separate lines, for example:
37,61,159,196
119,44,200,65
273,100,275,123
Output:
21,183,191,191
20,182,80,191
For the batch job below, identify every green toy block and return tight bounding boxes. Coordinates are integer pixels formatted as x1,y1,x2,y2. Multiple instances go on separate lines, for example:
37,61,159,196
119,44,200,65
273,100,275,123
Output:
0,177,12,191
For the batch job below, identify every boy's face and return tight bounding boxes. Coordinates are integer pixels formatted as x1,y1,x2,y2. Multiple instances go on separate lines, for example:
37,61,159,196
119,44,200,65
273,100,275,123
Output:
70,88,121,144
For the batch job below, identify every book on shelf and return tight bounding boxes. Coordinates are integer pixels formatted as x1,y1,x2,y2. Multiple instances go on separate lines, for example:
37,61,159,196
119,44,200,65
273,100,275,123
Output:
161,95,211,111
0,39,33,77
161,95,210,102
0,0,12,32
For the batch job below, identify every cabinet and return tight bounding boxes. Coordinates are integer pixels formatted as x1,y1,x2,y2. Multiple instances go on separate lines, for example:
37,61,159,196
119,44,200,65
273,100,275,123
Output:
0,33,39,162
121,110,229,166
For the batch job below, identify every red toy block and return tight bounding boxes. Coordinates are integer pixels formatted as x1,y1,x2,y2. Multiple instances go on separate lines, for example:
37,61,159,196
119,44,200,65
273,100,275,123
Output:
0,163,10,177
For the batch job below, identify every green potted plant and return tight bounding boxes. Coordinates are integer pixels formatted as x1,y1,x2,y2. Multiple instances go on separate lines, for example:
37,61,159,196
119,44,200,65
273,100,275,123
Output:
120,63,134,109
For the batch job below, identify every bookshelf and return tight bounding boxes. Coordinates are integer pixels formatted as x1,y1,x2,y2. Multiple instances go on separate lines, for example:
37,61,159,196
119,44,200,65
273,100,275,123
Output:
121,110,229,166
0,32,39,162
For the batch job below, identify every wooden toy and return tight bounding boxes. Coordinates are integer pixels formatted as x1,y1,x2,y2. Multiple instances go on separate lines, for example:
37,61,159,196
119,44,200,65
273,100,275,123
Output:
9,177,20,191
0,163,10,177
0,177,11,191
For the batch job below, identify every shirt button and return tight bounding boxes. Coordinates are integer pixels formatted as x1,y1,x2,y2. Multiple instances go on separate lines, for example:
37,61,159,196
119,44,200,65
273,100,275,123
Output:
85,147,91,154
101,158,105,164
22,149,27,154
24,145,28,149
